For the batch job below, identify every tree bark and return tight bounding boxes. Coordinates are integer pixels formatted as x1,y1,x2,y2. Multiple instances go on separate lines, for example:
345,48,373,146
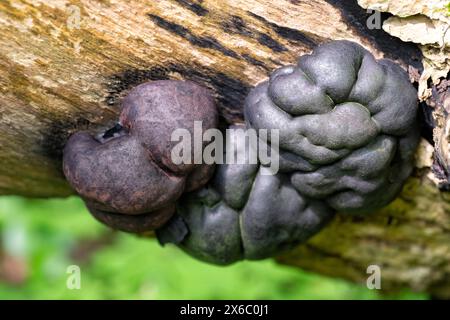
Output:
1,0,449,296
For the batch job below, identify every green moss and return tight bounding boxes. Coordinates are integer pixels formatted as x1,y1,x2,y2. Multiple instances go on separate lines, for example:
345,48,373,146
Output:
0,196,428,299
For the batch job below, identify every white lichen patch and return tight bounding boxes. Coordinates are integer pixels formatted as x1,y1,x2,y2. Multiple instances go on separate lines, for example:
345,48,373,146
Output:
418,45,450,100
358,0,450,22
358,0,450,101
383,15,450,47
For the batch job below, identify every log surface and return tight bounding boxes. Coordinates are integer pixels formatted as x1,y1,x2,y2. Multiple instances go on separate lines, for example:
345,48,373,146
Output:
0,0,421,196
2,0,449,296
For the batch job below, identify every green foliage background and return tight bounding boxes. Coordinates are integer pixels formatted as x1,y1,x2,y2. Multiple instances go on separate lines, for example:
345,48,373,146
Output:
0,196,427,300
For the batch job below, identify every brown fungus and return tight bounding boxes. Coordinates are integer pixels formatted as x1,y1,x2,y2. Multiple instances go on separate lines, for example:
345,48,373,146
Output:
63,80,218,233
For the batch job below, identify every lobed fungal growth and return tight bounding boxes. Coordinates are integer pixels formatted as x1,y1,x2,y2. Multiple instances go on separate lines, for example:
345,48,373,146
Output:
157,41,420,264
244,40,420,213
63,41,419,265
63,80,218,233
157,125,335,265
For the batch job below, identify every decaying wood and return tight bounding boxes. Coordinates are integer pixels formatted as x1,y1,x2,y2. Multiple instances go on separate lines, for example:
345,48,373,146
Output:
2,0,450,296
276,0,450,298
0,0,421,196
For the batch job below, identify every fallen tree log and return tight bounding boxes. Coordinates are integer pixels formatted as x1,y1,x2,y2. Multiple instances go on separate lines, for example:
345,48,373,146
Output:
1,0,449,297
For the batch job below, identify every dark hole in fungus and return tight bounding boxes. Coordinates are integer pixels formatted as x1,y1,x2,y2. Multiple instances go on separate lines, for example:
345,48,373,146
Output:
102,123,124,140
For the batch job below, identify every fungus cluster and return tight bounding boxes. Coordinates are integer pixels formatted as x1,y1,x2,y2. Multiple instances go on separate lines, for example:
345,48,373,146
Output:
63,41,419,264
157,125,335,265
244,40,419,214
63,80,218,233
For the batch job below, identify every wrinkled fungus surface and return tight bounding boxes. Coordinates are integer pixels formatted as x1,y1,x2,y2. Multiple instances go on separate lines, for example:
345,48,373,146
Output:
245,40,419,213
157,41,419,264
157,125,334,265
64,41,419,265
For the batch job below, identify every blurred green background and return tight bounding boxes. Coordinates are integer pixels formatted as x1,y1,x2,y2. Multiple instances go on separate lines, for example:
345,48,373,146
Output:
0,196,428,300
